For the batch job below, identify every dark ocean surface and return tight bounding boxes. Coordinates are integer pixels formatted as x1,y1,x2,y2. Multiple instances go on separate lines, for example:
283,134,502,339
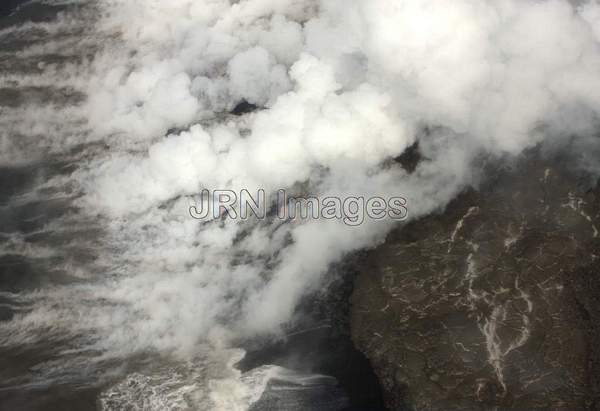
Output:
0,2,386,410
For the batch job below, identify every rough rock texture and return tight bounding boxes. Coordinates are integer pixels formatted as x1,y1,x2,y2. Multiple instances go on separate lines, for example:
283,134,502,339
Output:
351,153,600,410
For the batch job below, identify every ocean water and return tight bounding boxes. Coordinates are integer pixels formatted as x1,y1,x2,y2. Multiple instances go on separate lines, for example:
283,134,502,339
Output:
4,0,597,409
0,2,369,410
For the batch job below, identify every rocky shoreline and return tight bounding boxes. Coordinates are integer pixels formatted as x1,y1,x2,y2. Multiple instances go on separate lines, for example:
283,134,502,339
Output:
238,258,388,410
351,151,600,410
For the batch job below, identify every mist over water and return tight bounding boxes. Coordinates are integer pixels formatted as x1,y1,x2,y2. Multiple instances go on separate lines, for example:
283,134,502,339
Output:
1,0,600,409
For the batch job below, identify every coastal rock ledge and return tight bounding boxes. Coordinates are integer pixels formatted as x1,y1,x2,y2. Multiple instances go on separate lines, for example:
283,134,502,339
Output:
351,153,600,410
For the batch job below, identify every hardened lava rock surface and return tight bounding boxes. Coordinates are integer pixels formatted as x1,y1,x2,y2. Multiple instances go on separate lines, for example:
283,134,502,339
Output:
351,154,600,410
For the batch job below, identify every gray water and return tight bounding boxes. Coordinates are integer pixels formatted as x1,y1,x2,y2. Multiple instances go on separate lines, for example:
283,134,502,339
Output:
0,2,381,410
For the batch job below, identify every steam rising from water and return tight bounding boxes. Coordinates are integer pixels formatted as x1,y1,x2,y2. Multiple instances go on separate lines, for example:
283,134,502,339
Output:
2,0,600,406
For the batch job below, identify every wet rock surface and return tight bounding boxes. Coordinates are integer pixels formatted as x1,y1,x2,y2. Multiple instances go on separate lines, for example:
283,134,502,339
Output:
239,260,387,410
351,153,600,410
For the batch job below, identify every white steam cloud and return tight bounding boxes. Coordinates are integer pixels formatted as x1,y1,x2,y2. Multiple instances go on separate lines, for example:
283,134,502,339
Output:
3,0,600,365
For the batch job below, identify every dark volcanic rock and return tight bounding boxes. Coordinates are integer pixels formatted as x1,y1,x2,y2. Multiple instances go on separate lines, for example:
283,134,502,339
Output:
351,154,600,410
239,259,387,410
394,142,422,174
231,99,259,116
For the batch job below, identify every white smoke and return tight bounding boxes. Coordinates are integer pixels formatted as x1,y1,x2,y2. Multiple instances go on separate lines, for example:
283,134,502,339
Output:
3,0,600,364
